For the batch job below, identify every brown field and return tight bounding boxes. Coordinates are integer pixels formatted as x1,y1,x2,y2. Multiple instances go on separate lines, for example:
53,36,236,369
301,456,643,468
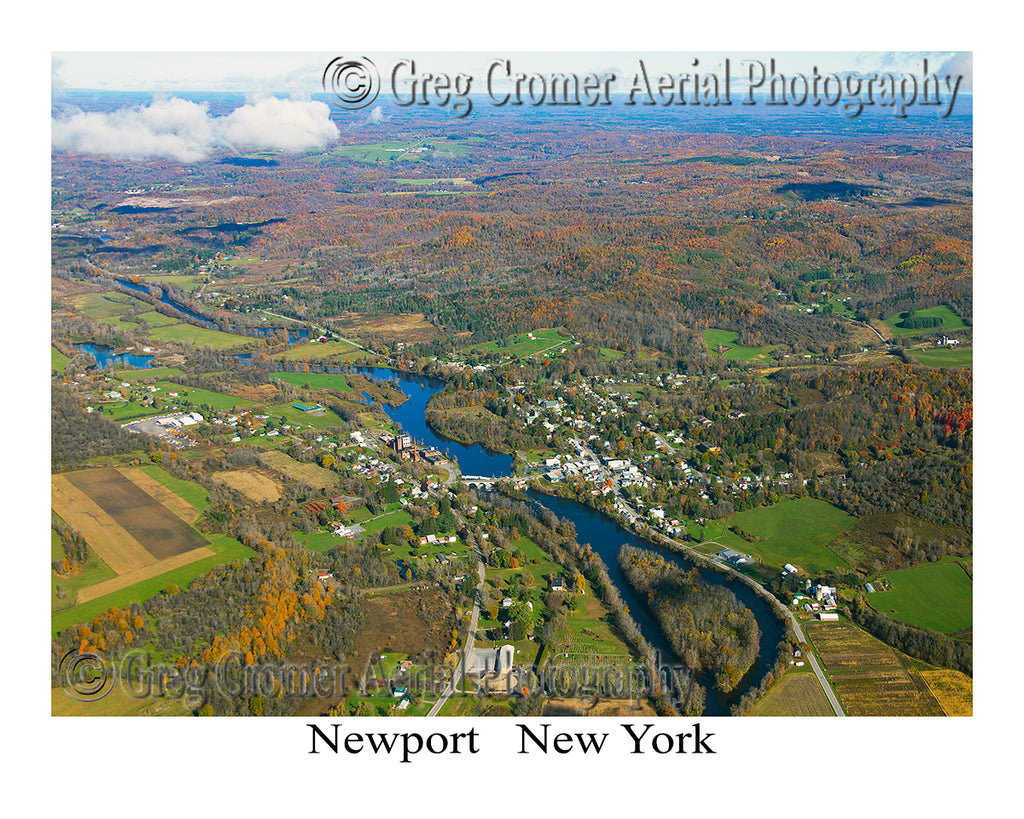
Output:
336,311,437,343
349,587,455,685
62,468,207,560
52,468,212,603
920,669,973,716
259,450,339,490
542,697,657,716
751,671,836,716
231,383,283,403
119,466,200,523
211,468,283,502
51,474,156,574
805,621,944,716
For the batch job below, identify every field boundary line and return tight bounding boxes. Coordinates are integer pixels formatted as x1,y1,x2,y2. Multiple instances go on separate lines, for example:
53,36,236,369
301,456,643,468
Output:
76,546,216,604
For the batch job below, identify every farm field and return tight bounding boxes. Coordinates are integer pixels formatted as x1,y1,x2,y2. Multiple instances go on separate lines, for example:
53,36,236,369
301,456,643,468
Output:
270,371,355,392
464,329,574,360
919,669,973,716
52,345,71,371
265,401,347,430
271,340,369,361
51,465,250,634
884,305,966,337
148,322,254,350
703,328,776,361
804,621,949,716
910,346,973,368
211,468,283,502
867,561,972,634
259,449,339,490
701,497,858,574
750,670,836,716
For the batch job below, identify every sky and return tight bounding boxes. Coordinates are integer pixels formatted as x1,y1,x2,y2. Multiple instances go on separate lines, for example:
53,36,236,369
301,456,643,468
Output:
52,51,973,95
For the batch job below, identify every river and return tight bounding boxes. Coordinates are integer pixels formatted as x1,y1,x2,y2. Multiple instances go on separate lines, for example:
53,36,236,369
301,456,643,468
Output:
353,366,786,715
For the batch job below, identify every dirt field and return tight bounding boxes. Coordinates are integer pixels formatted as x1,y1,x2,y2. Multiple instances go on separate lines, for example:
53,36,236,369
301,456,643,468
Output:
62,468,208,560
805,621,944,716
259,450,339,491
52,474,156,575
211,468,283,502
119,467,200,523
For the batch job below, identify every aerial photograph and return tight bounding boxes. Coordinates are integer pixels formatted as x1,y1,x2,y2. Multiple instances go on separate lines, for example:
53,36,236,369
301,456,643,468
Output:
48,49,975,730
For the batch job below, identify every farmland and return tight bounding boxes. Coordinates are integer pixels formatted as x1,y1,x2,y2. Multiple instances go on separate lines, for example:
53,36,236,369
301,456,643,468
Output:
463,329,575,361
259,449,339,490
270,371,355,392
750,670,836,716
867,561,972,634
50,465,250,633
804,620,954,716
910,346,973,368
698,497,858,574
884,304,966,337
703,328,776,361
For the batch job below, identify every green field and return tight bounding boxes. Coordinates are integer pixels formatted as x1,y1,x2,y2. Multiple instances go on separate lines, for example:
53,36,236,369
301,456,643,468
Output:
334,138,476,164
703,497,858,574
148,322,254,350
885,305,966,337
96,381,252,421
51,534,253,635
910,346,973,368
868,561,972,634
703,329,776,361
51,346,70,372
265,402,347,430
271,371,355,392
271,340,369,361
114,366,186,380
465,329,574,360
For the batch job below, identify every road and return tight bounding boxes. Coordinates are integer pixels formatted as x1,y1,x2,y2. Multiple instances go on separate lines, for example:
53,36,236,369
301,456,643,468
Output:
427,544,486,716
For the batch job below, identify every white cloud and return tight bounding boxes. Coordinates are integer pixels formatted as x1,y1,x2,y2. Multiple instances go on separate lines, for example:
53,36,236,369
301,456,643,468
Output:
51,96,339,161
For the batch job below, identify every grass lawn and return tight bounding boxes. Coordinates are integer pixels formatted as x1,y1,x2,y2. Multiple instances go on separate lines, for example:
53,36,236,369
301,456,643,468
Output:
868,561,972,634
885,305,966,337
293,530,348,552
703,328,776,361
910,346,973,368
114,366,186,380
707,497,858,574
270,371,356,392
